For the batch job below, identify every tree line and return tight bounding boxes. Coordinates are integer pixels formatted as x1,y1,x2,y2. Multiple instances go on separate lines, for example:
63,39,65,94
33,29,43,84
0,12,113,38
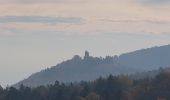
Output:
0,69,170,100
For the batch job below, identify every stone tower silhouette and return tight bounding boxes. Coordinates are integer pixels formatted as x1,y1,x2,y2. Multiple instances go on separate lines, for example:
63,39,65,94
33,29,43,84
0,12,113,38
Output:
84,51,90,59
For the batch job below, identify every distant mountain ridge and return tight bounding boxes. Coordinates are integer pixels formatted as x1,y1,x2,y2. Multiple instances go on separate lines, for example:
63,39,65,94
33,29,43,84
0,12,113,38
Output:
118,44,170,70
14,44,170,87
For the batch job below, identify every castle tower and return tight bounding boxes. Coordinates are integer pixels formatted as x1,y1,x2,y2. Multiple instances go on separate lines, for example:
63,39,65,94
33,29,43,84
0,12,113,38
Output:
84,51,90,59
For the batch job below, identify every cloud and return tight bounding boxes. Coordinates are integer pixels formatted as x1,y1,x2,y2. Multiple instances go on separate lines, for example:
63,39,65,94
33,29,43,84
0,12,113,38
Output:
136,0,170,5
1,0,170,6
0,0,60,3
0,0,86,4
0,16,82,24
99,19,170,24
0,0,170,37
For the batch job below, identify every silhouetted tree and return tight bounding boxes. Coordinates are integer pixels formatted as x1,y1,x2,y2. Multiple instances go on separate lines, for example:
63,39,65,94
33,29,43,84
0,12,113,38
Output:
1,71,170,100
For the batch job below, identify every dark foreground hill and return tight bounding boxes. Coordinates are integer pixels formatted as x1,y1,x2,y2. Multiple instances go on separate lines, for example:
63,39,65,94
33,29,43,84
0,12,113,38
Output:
2,69,170,100
14,45,170,87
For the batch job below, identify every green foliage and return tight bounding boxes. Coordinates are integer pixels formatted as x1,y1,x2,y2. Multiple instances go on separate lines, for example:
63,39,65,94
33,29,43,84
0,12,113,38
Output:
0,72,170,100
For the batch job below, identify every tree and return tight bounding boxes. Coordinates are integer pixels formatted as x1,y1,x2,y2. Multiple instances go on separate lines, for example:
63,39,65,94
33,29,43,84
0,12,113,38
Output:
85,92,100,100
0,85,3,94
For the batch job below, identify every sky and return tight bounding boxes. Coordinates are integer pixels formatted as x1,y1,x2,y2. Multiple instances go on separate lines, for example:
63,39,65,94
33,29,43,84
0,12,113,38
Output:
0,0,170,87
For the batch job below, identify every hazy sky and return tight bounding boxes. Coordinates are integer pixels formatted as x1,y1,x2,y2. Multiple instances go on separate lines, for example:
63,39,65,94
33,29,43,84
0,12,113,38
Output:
0,0,170,87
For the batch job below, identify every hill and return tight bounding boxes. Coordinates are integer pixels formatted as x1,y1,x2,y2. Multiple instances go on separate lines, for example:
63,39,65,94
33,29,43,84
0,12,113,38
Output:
3,69,170,100
118,44,170,71
14,45,170,87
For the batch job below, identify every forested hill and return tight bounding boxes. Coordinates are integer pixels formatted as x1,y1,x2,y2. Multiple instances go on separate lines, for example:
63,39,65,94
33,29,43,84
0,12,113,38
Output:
1,69,170,100
14,45,170,87
14,51,132,87
118,44,170,71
